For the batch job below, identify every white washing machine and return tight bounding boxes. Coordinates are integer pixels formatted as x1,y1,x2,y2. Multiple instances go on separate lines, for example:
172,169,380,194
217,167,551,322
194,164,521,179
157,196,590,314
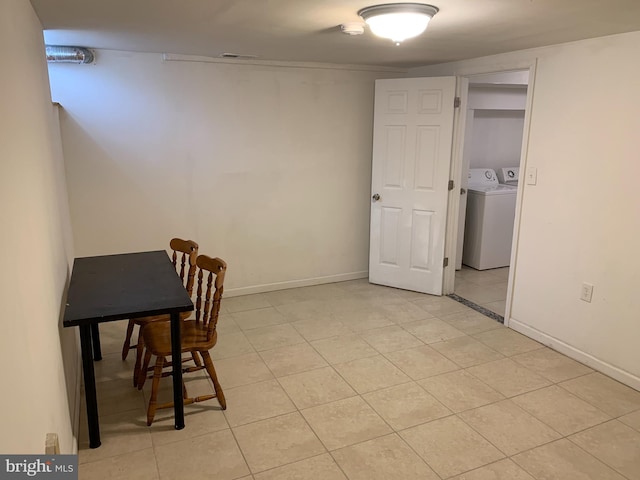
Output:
462,168,517,270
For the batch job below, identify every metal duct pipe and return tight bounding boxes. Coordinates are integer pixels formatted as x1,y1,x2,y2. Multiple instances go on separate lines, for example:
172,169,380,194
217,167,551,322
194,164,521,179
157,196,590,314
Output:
45,45,94,64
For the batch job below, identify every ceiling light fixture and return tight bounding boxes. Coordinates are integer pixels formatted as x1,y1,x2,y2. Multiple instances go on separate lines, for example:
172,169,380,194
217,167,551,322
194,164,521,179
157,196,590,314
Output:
358,3,439,45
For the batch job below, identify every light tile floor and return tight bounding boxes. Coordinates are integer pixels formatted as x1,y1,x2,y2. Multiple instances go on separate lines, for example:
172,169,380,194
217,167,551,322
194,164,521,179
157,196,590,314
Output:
454,266,509,316
78,279,640,479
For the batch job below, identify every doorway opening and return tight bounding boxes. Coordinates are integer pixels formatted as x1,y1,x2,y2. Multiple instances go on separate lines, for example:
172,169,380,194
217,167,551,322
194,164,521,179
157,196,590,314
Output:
451,69,530,321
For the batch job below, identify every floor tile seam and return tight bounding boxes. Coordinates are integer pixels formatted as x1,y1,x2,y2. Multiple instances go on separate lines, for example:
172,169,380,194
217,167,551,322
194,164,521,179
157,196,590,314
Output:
224,389,326,432
359,382,454,429
326,431,441,479
273,364,360,411
289,323,351,343
431,316,503,335
236,318,292,332
268,360,333,381
376,343,449,379
212,339,259,361
447,355,509,371
428,341,507,369
91,403,148,422
564,425,637,480
296,394,396,452
78,437,154,466
249,452,341,479
453,409,544,460
553,381,630,417
77,446,160,476
460,362,550,399
387,360,463,383
352,376,426,403
556,417,622,439
511,436,631,480
465,354,551,380
227,304,276,314
393,411,462,437
251,338,308,353
498,344,549,358
427,393,507,415
310,342,381,366
146,419,232,449
356,330,428,357
224,413,262,477
395,320,470,344
281,408,332,467
443,458,519,480
512,379,614,421
395,420,491,480
321,429,399,455
509,362,595,385
459,396,570,444
321,358,401,397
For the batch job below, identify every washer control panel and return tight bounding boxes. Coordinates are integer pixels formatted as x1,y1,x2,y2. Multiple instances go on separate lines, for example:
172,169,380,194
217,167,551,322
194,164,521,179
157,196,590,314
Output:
468,168,499,187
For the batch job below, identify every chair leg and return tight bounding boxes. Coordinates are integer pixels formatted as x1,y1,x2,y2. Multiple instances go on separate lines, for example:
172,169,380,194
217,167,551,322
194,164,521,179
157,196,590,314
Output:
201,351,226,410
138,348,152,390
133,327,145,387
147,356,165,426
191,352,202,367
121,319,135,360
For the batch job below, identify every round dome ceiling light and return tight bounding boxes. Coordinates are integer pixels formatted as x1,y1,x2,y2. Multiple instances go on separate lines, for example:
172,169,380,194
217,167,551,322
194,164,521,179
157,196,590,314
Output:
358,3,439,45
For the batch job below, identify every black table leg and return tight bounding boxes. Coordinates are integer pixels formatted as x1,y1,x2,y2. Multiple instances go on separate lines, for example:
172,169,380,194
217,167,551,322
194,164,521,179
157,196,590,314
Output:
170,312,184,430
80,324,101,448
90,323,102,361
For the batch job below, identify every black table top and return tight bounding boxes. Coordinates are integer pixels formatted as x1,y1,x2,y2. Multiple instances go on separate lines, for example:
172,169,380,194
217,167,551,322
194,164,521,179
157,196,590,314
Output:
63,250,194,327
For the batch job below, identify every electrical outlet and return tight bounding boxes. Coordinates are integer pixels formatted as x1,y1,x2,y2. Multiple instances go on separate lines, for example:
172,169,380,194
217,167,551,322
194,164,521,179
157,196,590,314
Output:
580,283,594,303
526,167,537,185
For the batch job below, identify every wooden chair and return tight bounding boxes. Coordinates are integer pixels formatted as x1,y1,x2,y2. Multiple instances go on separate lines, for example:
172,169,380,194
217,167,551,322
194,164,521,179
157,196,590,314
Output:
120,238,199,386
139,255,227,426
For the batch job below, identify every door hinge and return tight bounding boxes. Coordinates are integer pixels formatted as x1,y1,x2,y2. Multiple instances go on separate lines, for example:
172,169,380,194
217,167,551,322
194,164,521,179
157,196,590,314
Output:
448,180,454,191
443,257,449,267
454,96,461,108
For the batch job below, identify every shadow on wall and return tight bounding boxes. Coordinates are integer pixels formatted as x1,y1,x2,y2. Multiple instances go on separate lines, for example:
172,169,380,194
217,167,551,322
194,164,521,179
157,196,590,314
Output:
57,263,79,449
57,108,175,257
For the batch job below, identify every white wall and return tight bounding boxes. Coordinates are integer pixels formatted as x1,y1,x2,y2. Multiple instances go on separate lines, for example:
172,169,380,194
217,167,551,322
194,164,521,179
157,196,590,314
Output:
469,110,525,170
410,31,640,389
48,53,399,294
0,1,77,453
467,86,528,110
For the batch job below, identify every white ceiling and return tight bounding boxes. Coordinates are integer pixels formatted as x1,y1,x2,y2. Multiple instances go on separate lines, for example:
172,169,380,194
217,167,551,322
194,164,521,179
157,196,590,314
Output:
31,0,640,68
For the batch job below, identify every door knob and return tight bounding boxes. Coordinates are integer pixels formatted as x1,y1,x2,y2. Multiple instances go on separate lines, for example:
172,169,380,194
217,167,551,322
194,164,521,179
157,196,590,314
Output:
372,193,381,201
460,188,466,195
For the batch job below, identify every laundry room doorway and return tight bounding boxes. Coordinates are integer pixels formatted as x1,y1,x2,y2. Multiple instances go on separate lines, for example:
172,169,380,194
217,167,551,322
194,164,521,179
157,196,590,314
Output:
451,69,530,321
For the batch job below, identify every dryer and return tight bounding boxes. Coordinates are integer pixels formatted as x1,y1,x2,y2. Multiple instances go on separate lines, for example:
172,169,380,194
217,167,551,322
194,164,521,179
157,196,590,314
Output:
462,168,517,270
496,166,520,186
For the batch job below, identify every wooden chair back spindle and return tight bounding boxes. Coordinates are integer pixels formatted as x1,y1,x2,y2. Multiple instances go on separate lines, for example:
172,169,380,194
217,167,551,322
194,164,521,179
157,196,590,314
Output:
194,256,226,341
169,238,198,296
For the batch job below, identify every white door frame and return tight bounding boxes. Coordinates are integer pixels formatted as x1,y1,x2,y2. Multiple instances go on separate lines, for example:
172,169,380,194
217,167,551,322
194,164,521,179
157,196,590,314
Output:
442,60,538,327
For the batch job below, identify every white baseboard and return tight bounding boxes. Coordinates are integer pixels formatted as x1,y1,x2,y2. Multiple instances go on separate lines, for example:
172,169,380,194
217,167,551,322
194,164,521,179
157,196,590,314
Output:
509,317,640,392
225,271,369,297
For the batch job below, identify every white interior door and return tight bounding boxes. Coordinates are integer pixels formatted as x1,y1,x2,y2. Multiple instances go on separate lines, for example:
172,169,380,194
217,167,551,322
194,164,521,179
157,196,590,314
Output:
369,76,457,295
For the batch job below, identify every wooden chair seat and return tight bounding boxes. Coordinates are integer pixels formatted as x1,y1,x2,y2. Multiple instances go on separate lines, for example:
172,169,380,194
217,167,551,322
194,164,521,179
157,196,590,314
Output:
141,319,218,356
